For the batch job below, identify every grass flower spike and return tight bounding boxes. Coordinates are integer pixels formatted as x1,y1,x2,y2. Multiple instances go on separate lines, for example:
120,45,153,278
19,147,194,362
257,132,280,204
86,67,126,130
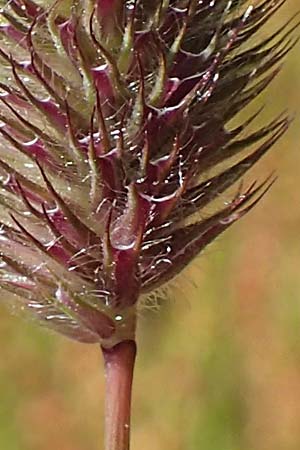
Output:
0,0,297,449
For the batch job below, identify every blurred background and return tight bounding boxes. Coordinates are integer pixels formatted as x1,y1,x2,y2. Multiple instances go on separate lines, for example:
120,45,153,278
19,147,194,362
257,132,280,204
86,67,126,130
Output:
0,2,300,450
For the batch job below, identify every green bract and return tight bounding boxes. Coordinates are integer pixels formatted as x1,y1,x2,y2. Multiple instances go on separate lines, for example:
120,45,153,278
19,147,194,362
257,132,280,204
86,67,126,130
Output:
0,0,296,347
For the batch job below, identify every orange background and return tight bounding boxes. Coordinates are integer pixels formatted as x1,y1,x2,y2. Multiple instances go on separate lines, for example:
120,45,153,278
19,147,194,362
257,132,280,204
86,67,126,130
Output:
0,2,300,450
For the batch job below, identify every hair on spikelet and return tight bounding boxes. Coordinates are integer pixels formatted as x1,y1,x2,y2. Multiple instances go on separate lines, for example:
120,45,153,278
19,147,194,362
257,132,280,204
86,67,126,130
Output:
0,0,297,347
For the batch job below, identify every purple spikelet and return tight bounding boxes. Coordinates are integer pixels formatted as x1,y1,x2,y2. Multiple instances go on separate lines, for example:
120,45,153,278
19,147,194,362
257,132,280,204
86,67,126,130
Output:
0,0,297,347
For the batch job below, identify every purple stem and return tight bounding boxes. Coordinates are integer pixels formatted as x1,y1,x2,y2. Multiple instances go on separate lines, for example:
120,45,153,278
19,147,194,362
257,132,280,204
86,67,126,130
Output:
102,340,137,450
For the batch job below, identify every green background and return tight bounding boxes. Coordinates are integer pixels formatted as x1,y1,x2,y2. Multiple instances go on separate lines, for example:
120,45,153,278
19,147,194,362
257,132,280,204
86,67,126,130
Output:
0,2,300,449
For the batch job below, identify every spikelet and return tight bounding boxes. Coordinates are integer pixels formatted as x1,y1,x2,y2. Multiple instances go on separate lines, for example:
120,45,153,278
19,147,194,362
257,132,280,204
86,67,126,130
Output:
0,0,297,347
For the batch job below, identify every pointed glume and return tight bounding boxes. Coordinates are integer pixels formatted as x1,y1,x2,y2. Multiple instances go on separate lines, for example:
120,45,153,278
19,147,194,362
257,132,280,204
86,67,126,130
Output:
0,0,296,346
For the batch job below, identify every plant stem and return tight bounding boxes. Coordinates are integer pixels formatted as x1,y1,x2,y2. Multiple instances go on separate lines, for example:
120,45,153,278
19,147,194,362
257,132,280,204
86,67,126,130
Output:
101,340,137,450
